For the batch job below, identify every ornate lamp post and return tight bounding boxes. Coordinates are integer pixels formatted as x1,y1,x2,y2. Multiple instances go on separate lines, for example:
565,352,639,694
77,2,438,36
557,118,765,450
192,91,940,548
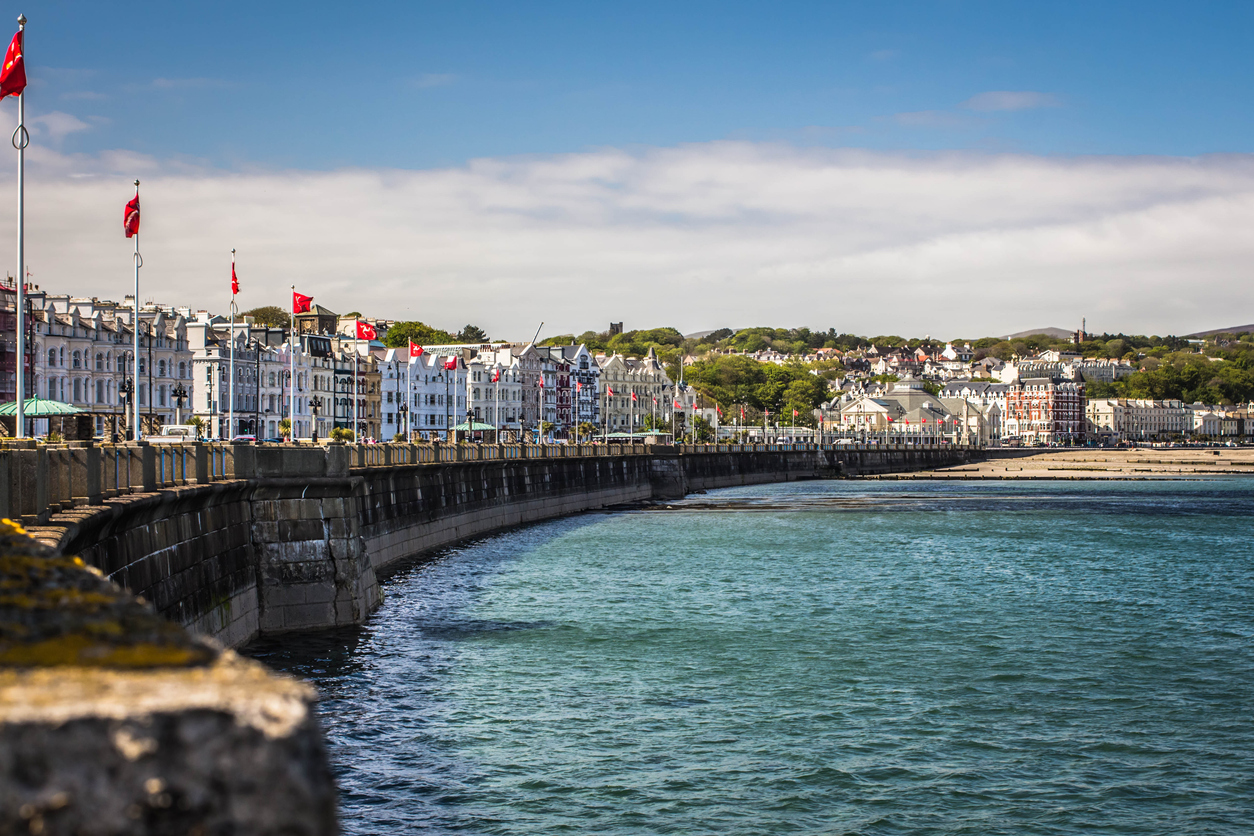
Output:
120,378,135,440
172,382,188,426
205,363,216,439
397,402,409,441
310,395,322,443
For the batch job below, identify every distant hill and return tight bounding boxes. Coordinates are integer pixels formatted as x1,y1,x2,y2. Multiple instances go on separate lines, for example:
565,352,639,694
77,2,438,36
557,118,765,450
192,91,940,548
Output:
1185,324,1254,338
1000,327,1074,340
684,329,720,340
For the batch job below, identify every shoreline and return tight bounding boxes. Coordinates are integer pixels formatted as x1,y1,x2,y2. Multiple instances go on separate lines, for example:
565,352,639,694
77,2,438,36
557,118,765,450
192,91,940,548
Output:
879,447,1254,480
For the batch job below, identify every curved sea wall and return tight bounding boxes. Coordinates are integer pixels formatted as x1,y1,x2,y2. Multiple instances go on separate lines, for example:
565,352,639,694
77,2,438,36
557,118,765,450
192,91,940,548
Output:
16,442,971,648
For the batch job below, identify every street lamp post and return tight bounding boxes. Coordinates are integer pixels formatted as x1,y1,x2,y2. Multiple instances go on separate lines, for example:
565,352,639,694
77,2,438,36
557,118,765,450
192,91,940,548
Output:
120,378,134,440
205,364,216,439
310,396,322,443
172,382,187,426
397,402,409,442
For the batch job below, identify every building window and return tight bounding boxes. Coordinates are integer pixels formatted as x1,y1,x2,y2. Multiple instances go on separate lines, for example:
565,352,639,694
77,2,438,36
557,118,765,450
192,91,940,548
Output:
47,349,55,367
72,351,81,369
158,360,166,377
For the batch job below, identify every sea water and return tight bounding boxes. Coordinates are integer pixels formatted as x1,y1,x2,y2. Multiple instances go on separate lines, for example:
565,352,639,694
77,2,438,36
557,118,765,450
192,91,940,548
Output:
249,480,1254,835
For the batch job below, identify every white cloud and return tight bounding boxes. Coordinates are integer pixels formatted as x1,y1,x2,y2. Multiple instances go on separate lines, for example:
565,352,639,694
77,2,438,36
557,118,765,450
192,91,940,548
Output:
2,141,1253,340
28,111,92,142
961,91,1061,112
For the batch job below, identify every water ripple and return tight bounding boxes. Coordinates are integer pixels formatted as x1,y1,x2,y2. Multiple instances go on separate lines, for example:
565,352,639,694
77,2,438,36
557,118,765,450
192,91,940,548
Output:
248,480,1254,835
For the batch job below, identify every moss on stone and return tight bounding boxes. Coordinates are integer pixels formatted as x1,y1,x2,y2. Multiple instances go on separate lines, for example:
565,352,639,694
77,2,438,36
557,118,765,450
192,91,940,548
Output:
0,518,216,669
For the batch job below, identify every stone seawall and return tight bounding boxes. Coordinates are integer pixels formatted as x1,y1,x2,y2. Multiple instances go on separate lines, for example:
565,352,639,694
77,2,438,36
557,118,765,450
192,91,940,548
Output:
27,444,971,648
45,482,260,649
359,457,657,575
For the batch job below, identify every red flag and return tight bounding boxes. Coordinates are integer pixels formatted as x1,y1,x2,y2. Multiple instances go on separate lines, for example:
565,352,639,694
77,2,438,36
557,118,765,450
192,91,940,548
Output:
717,405,724,416
292,291,313,313
575,380,581,391
124,193,140,238
740,406,745,419
674,399,681,409
444,357,457,371
0,30,26,100
631,392,637,403
607,386,615,397
231,262,239,295
492,368,501,383
356,321,376,340
409,341,424,358
793,409,798,418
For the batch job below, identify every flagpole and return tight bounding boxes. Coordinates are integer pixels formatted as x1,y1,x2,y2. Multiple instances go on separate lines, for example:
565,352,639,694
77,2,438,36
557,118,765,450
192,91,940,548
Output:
289,285,295,441
352,323,358,442
228,249,235,441
131,181,141,440
12,14,25,436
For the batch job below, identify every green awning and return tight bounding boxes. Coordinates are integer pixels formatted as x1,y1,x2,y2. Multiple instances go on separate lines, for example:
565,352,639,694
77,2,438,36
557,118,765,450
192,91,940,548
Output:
451,421,498,431
0,397,83,417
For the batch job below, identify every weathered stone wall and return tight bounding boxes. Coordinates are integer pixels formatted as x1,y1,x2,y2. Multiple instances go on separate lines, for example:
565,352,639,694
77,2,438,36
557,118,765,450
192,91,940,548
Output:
0,519,337,835
358,457,657,574
41,483,260,650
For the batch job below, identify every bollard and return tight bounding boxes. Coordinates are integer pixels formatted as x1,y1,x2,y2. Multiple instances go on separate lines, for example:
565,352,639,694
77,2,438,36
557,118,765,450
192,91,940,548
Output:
141,443,157,492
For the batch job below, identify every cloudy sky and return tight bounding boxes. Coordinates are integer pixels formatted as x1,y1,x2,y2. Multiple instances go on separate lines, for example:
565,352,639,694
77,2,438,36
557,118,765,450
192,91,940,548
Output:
4,1,1254,340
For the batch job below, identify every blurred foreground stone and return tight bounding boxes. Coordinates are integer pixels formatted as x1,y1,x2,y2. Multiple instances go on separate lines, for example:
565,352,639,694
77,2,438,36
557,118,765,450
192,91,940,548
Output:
0,519,337,835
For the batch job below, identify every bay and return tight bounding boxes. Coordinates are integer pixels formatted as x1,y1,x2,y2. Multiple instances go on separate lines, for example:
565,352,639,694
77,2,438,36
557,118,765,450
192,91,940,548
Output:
248,480,1254,835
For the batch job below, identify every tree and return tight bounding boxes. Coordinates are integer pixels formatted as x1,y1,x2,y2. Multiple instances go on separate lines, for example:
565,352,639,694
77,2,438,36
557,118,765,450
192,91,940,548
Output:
243,306,288,328
330,427,354,442
457,324,489,342
278,418,291,439
384,321,456,349
186,415,205,439
576,421,597,440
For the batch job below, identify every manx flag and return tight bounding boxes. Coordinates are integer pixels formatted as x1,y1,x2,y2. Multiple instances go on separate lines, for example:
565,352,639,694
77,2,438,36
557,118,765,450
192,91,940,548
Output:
409,341,424,358
231,262,239,295
356,321,377,340
0,30,25,100
292,291,313,313
124,193,140,238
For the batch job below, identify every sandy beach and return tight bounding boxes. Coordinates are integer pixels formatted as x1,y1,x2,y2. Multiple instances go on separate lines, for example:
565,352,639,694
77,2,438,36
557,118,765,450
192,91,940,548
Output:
875,447,1254,480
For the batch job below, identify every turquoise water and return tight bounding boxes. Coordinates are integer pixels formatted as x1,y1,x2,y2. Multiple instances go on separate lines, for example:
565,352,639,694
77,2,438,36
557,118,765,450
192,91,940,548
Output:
249,480,1254,835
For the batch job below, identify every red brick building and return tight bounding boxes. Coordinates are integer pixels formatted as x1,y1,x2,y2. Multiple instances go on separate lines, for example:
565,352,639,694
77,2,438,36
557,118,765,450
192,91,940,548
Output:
1004,377,1086,445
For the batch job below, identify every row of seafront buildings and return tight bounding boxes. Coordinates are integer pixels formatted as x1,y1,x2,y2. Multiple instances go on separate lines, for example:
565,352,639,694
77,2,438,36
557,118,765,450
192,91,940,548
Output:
826,373,1252,446
0,283,700,441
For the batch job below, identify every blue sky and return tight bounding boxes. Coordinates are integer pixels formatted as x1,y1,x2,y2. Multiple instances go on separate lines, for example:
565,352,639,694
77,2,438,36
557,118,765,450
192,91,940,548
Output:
24,1,1254,168
5,1,1254,338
